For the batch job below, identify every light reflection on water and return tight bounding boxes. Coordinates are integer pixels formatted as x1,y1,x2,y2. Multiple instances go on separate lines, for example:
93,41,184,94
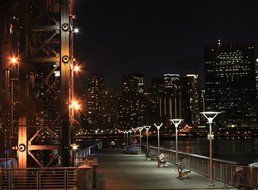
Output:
150,137,258,165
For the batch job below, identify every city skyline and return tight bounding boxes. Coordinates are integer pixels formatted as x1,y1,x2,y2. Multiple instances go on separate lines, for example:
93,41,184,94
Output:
0,2,258,189
84,41,258,128
83,72,203,130
75,0,258,88
83,72,202,93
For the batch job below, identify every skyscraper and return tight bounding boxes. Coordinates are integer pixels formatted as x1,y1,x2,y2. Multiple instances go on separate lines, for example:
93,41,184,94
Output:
151,77,163,97
161,74,182,119
149,77,164,122
181,74,201,126
86,74,117,132
122,73,144,95
119,74,145,129
205,42,256,127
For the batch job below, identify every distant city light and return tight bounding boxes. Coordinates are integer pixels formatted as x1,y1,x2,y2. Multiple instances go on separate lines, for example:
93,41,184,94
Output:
71,144,78,150
218,39,221,46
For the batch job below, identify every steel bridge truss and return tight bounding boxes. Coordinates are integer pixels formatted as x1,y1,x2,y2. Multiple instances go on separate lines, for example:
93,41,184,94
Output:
1,0,74,167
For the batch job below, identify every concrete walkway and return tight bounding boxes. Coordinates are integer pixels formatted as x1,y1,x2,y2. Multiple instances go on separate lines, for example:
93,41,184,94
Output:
95,149,236,190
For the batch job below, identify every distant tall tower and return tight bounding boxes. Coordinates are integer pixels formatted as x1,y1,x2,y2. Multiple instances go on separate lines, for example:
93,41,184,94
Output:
205,42,256,127
162,74,181,119
150,77,163,122
119,74,145,129
181,74,201,126
87,75,105,130
151,77,163,96
122,73,144,94
86,74,117,132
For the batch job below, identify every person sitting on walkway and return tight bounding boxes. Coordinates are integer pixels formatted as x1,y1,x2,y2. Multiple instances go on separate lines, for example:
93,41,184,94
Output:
176,162,191,180
157,153,166,167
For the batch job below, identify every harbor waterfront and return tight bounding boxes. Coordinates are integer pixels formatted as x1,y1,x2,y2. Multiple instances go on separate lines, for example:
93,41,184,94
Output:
148,137,258,165
75,134,258,165
1,1,258,189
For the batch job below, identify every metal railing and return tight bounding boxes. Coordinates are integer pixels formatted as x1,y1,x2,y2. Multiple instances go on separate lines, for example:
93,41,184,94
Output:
0,167,77,190
149,145,258,189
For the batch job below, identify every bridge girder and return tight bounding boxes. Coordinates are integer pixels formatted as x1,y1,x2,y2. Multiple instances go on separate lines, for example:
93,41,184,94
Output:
1,0,74,167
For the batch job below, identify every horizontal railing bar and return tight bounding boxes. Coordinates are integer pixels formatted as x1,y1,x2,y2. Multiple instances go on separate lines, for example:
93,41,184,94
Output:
41,183,67,185
149,146,238,165
0,167,77,170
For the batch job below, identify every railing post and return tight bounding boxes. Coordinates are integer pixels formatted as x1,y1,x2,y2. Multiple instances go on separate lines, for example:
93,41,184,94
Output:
223,165,227,188
231,166,233,187
37,169,40,190
226,165,228,187
0,169,2,189
65,169,68,189
220,164,223,186
207,159,209,176
201,160,204,173
213,162,215,180
249,167,253,189
9,169,13,190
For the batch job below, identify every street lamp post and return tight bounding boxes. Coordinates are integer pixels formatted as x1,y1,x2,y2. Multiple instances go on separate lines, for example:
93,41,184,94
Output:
125,130,129,147
131,128,137,143
144,125,151,154
128,130,132,145
170,119,183,163
137,127,144,153
71,143,78,166
122,131,126,145
200,111,220,186
154,123,163,156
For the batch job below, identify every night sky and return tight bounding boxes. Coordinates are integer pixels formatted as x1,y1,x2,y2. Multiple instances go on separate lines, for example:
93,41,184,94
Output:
74,0,258,90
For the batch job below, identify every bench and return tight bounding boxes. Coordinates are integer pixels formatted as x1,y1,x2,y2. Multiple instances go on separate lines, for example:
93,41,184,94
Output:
145,150,156,161
176,163,191,180
124,146,139,154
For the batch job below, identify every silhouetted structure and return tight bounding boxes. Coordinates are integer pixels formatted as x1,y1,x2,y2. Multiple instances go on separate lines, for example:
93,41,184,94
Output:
181,74,202,126
86,74,117,133
119,74,145,129
205,41,256,127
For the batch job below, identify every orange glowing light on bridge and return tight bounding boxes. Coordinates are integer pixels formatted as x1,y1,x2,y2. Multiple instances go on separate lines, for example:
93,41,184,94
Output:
9,56,19,65
69,99,81,111
73,65,81,73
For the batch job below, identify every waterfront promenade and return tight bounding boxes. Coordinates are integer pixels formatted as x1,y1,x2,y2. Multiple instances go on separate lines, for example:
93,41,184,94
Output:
95,149,236,190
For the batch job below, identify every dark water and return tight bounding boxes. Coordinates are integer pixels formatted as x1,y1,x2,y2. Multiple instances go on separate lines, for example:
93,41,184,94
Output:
150,137,258,165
